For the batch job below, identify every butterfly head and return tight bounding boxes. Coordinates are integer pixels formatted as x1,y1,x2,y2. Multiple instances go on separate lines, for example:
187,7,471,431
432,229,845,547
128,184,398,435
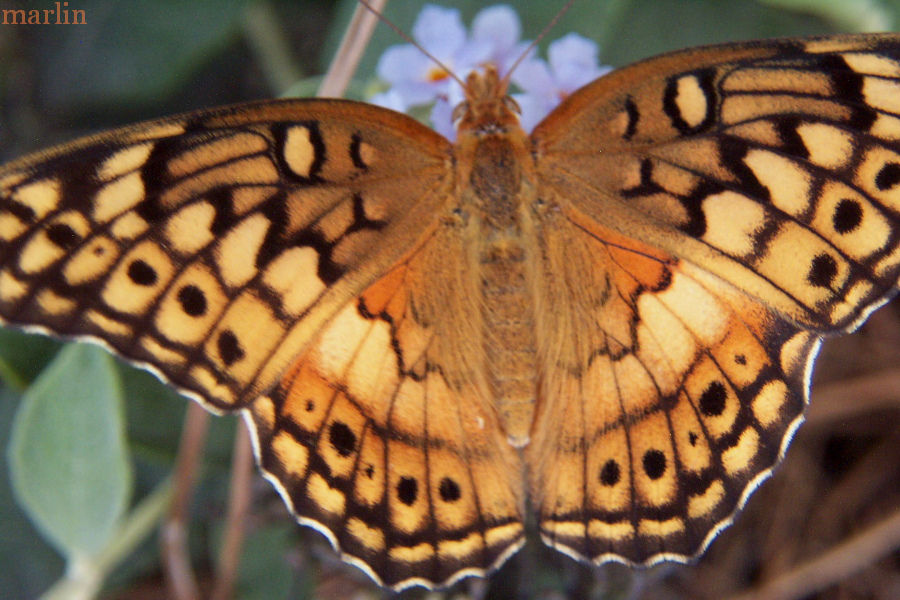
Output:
452,64,522,135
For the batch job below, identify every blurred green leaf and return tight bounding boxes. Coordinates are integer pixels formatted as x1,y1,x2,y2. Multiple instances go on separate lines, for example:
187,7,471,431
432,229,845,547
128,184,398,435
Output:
225,524,305,600
8,343,132,559
0,387,65,600
758,0,894,31
34,0,251,110
0,329,61,390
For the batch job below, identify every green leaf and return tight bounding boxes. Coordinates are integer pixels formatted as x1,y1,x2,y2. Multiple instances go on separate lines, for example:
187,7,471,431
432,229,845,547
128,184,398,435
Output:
228,524,307,600
0,328,62,390
758,0,894,32
0,386,65,600
7,343,133,559
35,0,252,111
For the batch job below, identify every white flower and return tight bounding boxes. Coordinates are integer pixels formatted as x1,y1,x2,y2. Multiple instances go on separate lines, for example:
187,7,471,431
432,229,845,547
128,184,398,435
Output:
512,33,611,132
369,87,408,112
371,5,610,136
373,4,529,139
470,5,532,74
374,5,494,110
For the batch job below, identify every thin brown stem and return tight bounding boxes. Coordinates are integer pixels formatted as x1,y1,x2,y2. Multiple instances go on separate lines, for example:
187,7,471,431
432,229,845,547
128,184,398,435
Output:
162,402,210,600
318,0,389,98
210,421,255,600
242,0,304,93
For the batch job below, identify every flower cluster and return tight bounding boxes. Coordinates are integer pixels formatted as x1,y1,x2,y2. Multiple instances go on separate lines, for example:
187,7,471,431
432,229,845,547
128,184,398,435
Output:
371,3,611,138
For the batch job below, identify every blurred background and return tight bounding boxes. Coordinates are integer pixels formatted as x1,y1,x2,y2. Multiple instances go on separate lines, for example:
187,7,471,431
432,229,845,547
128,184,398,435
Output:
0,0,898,598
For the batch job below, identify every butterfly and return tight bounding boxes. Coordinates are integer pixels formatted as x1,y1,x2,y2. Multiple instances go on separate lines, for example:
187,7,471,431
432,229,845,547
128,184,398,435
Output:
1,25,898,591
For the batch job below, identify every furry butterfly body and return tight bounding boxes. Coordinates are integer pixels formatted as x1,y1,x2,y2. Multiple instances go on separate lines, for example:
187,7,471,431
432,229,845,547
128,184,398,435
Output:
1,33,898,590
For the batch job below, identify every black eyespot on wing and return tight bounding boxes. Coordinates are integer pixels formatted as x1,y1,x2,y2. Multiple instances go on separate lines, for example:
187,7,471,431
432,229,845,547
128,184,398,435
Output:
329,422,357,457
217,329,244,366
833,199,863,234
127,259,157,286
642,449,666,480
397,476,418,506
875,163,900,191
177,285,207,316
599,459,621,486
438,477,461,502
699,381,727,417
808,253,838,288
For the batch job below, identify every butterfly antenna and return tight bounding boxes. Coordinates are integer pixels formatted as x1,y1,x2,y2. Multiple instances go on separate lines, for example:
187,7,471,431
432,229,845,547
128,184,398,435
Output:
356,0,466,88
503,0,577,85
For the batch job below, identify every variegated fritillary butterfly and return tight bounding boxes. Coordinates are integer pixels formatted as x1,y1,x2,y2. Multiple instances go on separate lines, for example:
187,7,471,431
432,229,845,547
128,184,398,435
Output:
1,23,898,590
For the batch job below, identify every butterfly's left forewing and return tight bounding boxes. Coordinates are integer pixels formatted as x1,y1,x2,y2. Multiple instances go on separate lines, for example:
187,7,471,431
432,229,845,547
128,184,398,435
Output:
0,99,452,411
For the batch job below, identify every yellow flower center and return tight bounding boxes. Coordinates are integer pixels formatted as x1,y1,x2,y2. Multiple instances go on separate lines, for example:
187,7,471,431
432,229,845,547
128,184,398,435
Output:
427,66,450,82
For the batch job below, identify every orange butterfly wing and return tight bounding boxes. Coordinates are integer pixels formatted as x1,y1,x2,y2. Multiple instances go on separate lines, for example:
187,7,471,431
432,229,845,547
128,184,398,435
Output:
527,33,899,564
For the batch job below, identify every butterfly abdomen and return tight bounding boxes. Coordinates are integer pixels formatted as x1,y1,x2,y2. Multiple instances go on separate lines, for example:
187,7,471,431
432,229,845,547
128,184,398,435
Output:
479,236,538,448
457,114,542,447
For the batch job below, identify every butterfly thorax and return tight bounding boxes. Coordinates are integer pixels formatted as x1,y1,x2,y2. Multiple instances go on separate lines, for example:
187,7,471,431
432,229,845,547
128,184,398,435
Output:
453,66,540,447
452,65,522,134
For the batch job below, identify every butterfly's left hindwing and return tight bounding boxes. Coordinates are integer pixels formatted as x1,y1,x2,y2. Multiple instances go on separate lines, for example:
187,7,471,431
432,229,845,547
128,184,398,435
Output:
0,99,451,411
249,230,526,589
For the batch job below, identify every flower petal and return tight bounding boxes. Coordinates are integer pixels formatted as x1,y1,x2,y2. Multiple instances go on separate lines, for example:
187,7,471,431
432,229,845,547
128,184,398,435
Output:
430,98,457,140
472,5,521,55
548,33,607,91
513,92,553,133
454,39,496,75
376,44,433,84
413,4,466,57
393,80,447,106
511,57,555,97
370,88,408,112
